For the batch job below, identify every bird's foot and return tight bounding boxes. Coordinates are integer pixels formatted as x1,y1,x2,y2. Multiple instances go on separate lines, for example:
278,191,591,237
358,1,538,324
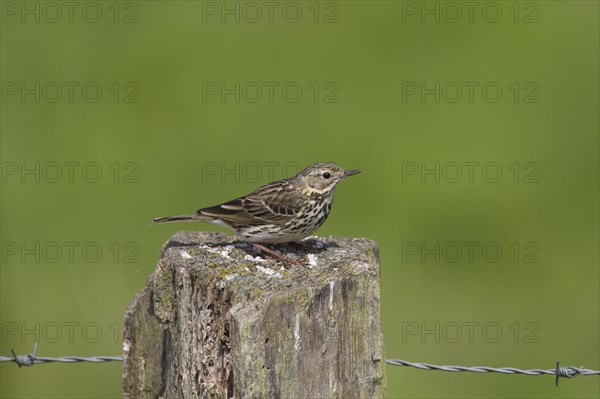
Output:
252,243,304,267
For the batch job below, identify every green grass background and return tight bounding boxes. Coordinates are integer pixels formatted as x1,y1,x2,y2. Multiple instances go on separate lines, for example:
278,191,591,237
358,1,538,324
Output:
1,1,598,398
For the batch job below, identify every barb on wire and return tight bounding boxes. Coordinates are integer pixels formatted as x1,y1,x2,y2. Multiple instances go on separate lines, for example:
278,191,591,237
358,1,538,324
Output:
386,358,600,386
0,343,123,367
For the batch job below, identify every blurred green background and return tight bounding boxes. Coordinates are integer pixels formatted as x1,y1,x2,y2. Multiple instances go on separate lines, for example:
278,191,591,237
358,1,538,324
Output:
1,1,598,398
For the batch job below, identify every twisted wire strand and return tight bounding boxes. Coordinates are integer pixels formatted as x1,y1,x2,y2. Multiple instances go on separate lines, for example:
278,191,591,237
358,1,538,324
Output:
0,342,121,367
386,359,599,376
0,354,123,366
386,358,600,385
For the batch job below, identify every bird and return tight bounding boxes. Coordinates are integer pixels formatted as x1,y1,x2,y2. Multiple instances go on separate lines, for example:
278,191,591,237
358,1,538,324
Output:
152,162,361,265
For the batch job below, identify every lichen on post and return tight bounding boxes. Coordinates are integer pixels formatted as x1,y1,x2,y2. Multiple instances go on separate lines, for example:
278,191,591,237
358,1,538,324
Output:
123,231,385,398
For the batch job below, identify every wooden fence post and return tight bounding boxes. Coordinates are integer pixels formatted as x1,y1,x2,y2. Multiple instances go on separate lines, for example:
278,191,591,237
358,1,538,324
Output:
123,231,385,398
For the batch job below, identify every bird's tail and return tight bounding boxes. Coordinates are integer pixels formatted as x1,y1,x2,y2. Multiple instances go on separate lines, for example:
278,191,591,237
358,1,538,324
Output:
152,214,212,224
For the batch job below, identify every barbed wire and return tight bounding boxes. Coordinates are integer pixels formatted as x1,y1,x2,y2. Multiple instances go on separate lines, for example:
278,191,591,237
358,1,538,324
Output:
0,343,123,368
385,359,600,386
2,343,599,387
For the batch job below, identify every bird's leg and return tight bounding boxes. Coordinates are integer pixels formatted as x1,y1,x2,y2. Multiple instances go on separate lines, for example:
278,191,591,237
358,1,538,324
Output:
252,243,304,266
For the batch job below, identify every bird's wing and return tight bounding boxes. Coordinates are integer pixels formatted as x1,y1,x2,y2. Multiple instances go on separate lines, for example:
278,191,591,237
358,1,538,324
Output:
197,182,304,226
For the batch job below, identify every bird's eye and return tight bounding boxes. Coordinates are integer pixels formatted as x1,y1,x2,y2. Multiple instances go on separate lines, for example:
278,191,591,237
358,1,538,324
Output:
322,172,331,179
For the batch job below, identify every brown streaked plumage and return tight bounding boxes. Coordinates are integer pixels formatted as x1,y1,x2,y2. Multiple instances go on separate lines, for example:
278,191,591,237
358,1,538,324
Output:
153,163,360,243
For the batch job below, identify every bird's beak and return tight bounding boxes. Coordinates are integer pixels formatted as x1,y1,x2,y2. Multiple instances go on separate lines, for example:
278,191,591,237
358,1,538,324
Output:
343,169,362,178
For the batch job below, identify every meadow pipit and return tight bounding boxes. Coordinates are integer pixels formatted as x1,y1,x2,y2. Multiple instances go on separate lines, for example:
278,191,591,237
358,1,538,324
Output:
153,162,361,264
